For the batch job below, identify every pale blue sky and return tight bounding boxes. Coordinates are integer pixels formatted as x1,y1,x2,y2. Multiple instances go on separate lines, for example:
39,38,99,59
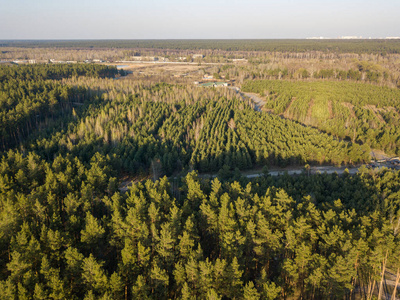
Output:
0,0,399,39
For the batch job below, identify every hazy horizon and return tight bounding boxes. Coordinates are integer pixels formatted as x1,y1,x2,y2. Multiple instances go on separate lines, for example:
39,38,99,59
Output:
1,0,399,39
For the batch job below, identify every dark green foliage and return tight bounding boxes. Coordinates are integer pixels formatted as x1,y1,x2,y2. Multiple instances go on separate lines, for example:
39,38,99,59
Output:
1,159,400,299
1,64,368,179
0,63,118,82
0,64,398,299
19,82,368,176
0,64,117,150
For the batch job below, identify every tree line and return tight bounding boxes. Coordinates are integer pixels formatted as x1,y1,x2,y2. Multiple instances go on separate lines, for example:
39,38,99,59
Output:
2,39,400,54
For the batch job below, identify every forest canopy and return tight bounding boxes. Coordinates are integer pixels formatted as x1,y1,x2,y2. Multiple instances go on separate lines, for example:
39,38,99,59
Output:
242,79,400,155
2,39,400,54
0,62,399,299
0,64,369,175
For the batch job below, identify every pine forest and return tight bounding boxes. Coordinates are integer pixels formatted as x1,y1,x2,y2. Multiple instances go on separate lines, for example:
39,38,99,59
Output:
0,41,400,299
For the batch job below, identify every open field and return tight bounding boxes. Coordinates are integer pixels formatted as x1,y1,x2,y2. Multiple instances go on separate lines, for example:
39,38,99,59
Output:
107,62,209,77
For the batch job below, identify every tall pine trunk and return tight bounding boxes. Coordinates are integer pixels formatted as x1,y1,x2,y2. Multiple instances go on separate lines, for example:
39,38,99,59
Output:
392,268,400,300
378,251,388,300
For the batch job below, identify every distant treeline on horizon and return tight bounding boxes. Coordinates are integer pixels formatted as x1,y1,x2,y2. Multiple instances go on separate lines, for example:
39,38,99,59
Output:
1,39,400,54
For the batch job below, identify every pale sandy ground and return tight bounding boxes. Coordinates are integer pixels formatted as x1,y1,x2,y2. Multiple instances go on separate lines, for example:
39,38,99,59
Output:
107,62,216,77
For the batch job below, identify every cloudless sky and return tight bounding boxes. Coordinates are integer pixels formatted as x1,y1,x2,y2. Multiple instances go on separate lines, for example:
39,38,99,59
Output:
0,0,399,39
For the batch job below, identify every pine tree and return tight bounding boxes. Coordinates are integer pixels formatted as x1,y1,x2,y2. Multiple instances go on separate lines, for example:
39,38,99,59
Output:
243,281,260,300
225,257,243,299
81,212,105,245
131,275,150,300
108,272,124,299
81,254,108,295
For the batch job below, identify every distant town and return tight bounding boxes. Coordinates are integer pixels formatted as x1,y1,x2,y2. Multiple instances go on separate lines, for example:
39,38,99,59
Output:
307,36,400,39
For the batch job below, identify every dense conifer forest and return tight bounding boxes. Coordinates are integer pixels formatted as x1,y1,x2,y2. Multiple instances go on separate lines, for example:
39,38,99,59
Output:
0,65,368,172
0,61,399,299
2,39,400,54
242,80,400,155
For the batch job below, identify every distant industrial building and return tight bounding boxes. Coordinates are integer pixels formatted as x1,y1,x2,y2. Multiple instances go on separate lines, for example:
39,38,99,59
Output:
13,60,29,64
198,82,229,87
232,58,248,63
203,74,214,80
50,59,77,64
129,56,159,61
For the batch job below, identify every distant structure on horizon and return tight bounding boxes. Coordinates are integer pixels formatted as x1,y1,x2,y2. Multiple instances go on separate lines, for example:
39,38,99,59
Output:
340,36,363,39
307,36,400,40
306,37,330,40
192,54,204,59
